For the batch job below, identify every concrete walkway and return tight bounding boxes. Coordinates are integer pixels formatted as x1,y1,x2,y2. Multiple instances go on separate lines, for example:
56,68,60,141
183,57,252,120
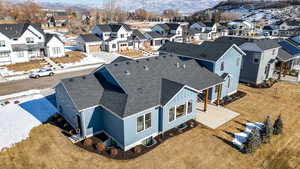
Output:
195,103,239,129
44,58,61,70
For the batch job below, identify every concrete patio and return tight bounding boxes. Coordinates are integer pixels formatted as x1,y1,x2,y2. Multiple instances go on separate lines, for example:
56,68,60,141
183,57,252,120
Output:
195,103,239,129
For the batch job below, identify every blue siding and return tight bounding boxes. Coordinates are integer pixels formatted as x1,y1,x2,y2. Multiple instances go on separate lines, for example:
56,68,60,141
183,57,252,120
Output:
82,107,103,137
212,47,243,100
55,83,80,130
82,106,125,146
123,107,159,147
161,87,198,132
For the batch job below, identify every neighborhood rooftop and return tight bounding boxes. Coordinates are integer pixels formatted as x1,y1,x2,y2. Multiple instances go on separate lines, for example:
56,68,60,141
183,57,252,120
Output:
215,36,281,50
159,41,244,61
0,23,44,39
61,55,223,118
79,33,102,42
95,23,131,32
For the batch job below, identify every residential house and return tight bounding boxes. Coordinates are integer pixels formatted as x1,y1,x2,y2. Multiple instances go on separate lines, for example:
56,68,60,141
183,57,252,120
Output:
151,23,184,42
77,34,102,54
159,41,245,102
276,40,300,79
45,33,65,58
227,20,255,36
90,24,147,53
189,22,228,41
262,26,279,36
55,56,223,151
0,23,64,65
215,37,281,85
144,32,168,50
276,19,300,37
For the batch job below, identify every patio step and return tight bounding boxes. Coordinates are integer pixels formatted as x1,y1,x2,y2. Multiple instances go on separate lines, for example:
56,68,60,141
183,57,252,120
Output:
44,58,61,70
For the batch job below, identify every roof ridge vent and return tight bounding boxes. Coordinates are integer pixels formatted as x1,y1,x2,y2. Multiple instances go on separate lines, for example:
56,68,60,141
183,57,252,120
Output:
182,64,186,69
175,62,180,68
125,70,130,75
143,65,149,70
126,61,131,65
82,76,86,79
69,78,73,82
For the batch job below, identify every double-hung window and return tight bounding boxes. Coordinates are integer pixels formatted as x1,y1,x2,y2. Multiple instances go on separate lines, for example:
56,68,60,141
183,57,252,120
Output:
187,100,193,114
169,107,175,122
26,37,34,43
0,40,5,47
176,104,186,119
137,113,151,132
52,47,61,55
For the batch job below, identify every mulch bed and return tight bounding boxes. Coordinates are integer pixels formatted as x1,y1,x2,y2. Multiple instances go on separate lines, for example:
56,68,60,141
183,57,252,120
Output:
242,79,278,89
75,120,199,160
215,91,247,106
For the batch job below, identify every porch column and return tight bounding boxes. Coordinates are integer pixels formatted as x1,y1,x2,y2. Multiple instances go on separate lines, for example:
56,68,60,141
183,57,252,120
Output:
204,88,209,112
278,62,283,80
216,84,223,106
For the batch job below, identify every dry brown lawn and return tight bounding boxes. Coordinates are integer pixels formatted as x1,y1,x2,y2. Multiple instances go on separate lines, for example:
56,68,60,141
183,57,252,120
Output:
119,50,144,58
0,82,300,169
5,60,44,72
51,51,86,64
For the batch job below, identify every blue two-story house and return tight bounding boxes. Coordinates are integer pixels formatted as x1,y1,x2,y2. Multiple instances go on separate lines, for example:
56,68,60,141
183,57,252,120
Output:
159,41,245,102
55,56,223,151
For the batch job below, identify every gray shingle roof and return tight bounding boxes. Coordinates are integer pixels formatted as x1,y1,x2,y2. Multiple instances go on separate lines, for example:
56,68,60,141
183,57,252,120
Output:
61,74,104,110
95,23,131,32
159,41,239,62
80,33,101,42
60,56,223,118
0,23,43,39
129,29,147,41
45,33,63,44
215,37,281,50
146,31,164,39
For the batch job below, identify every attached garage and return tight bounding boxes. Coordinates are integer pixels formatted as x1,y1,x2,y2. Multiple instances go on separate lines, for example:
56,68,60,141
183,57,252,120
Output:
88,45,101,54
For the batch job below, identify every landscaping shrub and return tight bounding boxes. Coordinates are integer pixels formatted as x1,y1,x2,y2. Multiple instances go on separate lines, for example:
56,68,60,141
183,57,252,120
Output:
63,123,69,128
14,100,20,104
244,127,261,154
133,146,142,154
261,116,273,144
57,117,64,123
4,101,10,104
109,148,118,156
83,139,93,147
96,143,106,152
273,115,283,135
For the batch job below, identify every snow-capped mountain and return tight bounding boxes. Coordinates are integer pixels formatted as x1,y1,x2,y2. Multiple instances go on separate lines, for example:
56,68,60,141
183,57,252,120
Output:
114,0,222,14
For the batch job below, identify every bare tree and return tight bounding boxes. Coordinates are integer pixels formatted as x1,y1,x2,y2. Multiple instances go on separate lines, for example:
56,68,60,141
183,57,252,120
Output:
163,9,181,19
9,1,45,24
220,12,241,22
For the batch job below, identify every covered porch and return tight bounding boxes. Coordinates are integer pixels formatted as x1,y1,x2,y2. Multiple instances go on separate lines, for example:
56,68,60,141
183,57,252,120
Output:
195,85,240,129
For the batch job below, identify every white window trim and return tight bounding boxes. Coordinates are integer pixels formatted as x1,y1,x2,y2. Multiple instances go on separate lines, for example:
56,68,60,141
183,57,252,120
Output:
136,112,152,133
168,101,189,123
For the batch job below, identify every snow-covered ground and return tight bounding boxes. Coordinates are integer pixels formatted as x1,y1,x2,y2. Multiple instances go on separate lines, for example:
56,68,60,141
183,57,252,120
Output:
0,92,57,151
232,122,264,150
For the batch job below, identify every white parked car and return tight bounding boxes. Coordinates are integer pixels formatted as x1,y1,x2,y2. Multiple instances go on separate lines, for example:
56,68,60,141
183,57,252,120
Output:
29,68,55,79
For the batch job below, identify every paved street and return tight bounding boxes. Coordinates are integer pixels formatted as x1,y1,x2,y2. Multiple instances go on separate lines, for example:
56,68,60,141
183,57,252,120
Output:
0,68,95,96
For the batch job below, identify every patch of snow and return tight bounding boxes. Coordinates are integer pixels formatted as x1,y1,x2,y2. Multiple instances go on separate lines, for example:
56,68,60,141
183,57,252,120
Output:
0,90,41,101
0,94,57,151
232,122,264,150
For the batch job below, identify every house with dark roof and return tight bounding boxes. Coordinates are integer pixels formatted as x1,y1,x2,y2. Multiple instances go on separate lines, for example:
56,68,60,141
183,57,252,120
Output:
215,37,281,85
0,23,64,65
89,24,147,53
189,22,229,41
77,34,102,54
55,55,223,150
227,20,255,36
262,26,279,36
45,33,65,58
159,41,245,102
276,40,300,79
151,23,184,42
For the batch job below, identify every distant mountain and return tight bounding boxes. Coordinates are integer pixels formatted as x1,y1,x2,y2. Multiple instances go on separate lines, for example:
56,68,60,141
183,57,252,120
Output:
26,0,223,15
114,0,222,15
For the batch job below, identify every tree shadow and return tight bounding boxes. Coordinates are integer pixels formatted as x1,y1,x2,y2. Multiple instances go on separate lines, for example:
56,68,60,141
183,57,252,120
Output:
234,120,247,128
222,130,235,138
213,135,242,152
